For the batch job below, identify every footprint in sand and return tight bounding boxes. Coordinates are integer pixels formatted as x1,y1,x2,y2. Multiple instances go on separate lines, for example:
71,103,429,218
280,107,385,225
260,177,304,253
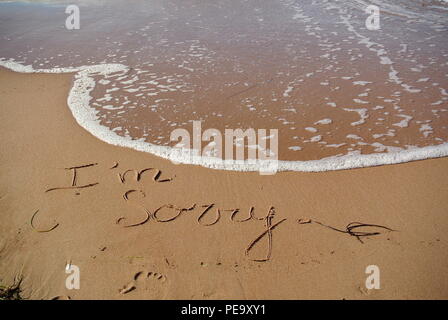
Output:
119,271,167,298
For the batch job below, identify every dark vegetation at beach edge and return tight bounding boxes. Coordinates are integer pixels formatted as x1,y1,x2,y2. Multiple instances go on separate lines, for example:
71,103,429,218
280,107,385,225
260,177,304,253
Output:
0,278,24,300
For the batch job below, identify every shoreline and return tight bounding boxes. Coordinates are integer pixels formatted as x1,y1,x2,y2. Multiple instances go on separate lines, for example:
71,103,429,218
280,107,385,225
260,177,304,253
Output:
0,67,448,299
1,59,448,173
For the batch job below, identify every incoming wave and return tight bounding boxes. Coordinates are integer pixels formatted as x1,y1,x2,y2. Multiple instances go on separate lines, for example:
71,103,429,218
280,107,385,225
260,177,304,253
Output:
1,58,447,172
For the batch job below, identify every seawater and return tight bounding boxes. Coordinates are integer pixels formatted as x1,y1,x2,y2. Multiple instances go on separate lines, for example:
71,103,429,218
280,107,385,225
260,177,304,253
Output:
1,0,447,171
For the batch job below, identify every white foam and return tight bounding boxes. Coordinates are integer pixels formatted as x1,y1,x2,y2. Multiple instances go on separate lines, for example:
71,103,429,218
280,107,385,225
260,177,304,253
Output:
1,58,448,172
283,85,294,97
305,127,318,133
315,118,332,125
309,135,322,142
346,134,362,140
420,124,434,138
353,81,371,86
343,108,369,126
393,114,413,128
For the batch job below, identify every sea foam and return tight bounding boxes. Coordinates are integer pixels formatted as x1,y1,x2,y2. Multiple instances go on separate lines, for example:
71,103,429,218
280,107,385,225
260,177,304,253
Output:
1,58,448,172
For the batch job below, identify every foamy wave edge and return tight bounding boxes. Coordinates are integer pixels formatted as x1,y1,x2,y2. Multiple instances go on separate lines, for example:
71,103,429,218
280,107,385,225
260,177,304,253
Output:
1,58,447,172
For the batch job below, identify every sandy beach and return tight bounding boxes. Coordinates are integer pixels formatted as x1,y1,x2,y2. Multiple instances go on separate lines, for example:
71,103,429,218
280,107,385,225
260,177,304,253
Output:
1,67,447,299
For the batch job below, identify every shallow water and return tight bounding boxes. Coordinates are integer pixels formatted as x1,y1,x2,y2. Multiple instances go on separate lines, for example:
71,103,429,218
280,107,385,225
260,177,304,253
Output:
1,0,447,170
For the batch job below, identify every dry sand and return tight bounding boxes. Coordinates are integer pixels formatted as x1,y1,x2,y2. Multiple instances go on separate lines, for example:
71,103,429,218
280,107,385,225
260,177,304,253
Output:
0,67,447,299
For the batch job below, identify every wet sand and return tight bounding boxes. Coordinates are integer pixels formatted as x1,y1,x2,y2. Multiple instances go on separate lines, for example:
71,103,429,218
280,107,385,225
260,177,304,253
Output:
1,67,448,299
